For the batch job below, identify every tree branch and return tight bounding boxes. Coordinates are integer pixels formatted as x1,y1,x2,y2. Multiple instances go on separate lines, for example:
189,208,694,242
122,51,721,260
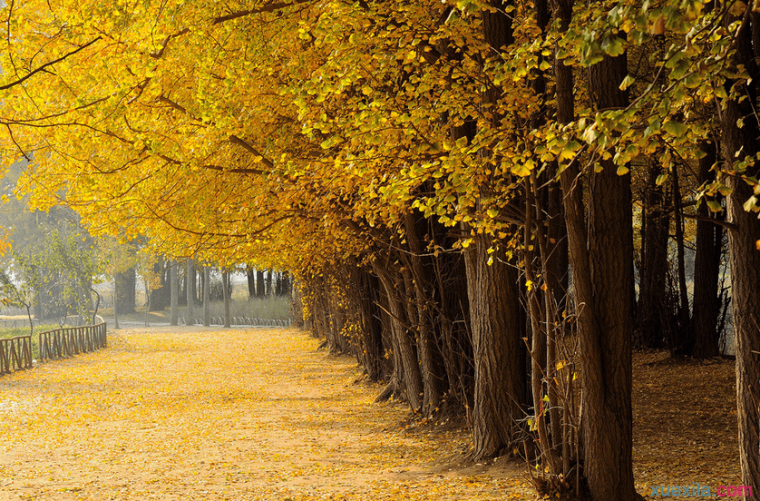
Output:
212,0,314,24
229,135,275,168
0,37,101,91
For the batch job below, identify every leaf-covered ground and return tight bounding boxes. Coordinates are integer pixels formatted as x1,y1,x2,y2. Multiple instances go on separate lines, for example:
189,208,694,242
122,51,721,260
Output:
633,351,741,500
0,327,535,500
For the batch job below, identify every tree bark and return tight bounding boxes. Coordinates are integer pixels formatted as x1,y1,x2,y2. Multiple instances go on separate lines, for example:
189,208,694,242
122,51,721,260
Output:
203,266,210,327
722,12,760,493
376,267,424,413
186,258,195,326
692,141,723,358
246,266,256,298
574,50,636,501
113,278,119,330
115,268,136,314
223,269,231,328
170,260,179,326
256,269,265,297
672,165,691,352
637,161,670,348
557,37,637,497
464,236,526,459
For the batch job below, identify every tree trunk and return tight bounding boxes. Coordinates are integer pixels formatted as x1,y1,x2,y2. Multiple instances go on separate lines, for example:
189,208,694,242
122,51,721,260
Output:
637,161,670,348
115,268,136,314
376,267,424,413
672,165,691,352
464,236,526,459
402,213,447,416
577,50,636,501
266,269,273,296
692,141,723,358
203,266,210,327
113,278,120,329
557,38,637,497
223,269,231,328
170,260,179,326
256,269,265,297
144,278,151,327
246,266,256,298
722,13,760,493
186,258,195,326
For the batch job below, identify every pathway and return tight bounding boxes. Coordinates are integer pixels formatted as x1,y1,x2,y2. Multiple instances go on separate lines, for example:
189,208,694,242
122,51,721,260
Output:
0,327,532,500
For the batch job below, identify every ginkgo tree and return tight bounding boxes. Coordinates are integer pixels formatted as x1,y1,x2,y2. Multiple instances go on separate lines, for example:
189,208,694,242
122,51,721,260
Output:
0,0,759,498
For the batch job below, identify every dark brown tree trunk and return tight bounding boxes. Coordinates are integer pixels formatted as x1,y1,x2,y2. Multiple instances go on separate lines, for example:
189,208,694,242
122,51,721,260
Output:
203,266,210,327
281,272,292,297
465,236,527,459
246,266,256,298
357,269,386,381
256,269,265,297
672,165,692,352
170,260,179,326
576,50,637,501
402,213,447,416
722,13,760,494
376,267,424,412
692,141,724,358
557,39,637,498
434,247,473,413
186,258,195,326
115,268,136,314
223,269,231,328
637,161,670,348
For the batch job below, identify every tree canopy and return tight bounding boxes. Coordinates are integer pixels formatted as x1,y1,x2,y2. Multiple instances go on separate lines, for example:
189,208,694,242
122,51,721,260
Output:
1,0,759,498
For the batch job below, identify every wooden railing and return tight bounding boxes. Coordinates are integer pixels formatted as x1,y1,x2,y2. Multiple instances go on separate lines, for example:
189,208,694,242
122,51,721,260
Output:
38,322,107,362
0,335,33,374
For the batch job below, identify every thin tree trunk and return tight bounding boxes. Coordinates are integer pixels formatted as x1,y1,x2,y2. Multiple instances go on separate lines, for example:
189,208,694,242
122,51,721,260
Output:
692,141,723,358
170,260,179,326
144,279,151,327
672,165,691,352
223,269,231,328
203,266,210,327
113,278,119,330
638,161,670,348
186,258,195,326
376,267,424,413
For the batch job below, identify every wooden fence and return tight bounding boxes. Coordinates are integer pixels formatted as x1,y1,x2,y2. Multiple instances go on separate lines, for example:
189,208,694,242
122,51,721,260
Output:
0,335,33,374
38,322,107,362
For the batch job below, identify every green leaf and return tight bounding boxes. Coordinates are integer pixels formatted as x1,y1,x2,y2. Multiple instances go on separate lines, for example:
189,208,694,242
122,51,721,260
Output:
601,36,625,57
707,200,723,213
662,120,688,137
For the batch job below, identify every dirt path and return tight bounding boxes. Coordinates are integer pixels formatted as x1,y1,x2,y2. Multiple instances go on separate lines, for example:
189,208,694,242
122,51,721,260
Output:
0,327,533,500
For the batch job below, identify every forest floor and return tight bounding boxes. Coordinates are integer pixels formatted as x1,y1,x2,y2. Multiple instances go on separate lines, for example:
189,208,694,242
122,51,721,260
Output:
0,327,741,501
